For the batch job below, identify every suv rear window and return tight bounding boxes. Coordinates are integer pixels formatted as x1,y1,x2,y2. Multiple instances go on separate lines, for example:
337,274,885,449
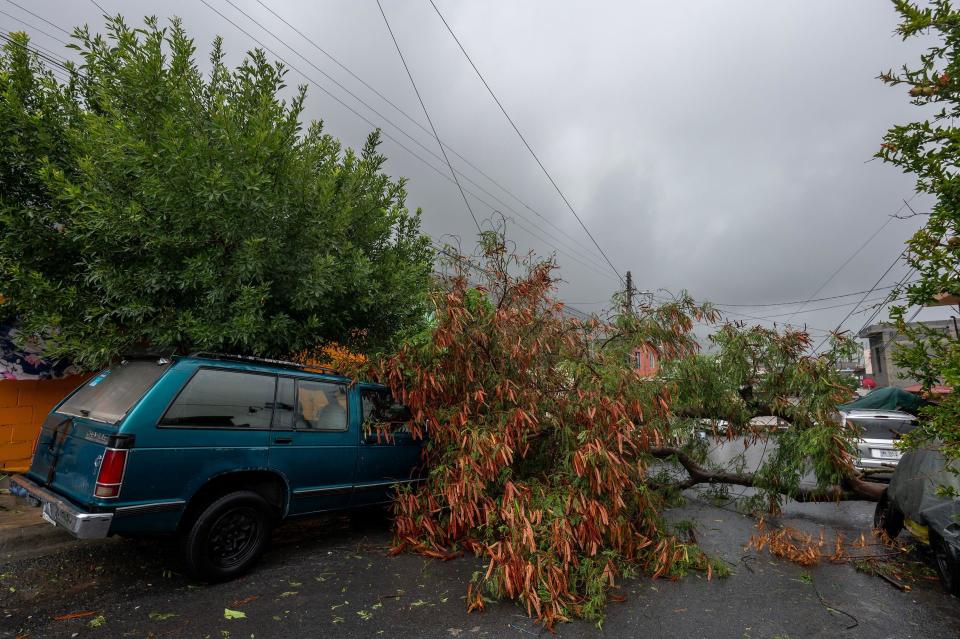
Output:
849,417,918,439
59,360,169,425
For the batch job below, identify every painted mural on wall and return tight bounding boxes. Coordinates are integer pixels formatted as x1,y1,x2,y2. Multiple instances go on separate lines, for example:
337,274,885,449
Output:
1,323,81,380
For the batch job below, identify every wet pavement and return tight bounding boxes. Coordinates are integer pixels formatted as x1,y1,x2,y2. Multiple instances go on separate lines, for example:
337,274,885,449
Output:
2,494,958,639
1,438,957,638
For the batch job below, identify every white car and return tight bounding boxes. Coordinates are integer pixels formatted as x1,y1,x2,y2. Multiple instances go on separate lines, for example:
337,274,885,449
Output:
840,409,918,471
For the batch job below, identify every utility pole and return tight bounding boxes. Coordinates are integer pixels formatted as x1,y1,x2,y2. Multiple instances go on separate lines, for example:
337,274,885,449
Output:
625,270,635,315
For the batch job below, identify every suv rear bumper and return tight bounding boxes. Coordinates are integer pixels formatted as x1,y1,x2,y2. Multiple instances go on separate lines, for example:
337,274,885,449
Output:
10,475,112,539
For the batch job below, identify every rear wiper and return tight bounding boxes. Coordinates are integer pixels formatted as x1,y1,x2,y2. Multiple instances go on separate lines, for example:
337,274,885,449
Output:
80,409,90,416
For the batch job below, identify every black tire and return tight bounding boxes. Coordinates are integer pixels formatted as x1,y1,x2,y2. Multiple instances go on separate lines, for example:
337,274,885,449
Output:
181,490,274,582
931,532,960,597
874,490,904,540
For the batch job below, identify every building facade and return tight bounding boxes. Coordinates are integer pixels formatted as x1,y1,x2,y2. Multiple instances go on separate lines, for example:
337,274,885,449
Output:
859,319,958,388
632,345,659,377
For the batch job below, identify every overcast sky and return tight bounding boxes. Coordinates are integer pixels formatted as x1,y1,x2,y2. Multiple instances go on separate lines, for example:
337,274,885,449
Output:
5,0,954,346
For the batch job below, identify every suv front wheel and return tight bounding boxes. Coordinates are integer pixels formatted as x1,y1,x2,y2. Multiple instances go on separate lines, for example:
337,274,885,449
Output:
181,490,274,581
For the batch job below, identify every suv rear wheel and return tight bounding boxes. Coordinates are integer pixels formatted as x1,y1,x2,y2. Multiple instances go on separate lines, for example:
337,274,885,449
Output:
873,490,904,540
932,532,960,597
181,490,274,581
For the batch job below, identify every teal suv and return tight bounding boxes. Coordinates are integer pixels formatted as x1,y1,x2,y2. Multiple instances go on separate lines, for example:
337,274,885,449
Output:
12,354,424,580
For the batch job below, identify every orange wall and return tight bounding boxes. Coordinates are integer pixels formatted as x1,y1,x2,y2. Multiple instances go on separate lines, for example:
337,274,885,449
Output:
0,375,90,473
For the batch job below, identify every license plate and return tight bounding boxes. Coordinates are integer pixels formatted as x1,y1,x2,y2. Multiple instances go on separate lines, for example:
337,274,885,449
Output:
874,449,902,460
42,501,73,529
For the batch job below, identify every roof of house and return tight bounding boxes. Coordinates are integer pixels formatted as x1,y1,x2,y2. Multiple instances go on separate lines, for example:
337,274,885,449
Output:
858,318,956,339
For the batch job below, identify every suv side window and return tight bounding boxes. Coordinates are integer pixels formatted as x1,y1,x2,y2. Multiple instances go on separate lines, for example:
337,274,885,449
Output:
160,369,276,429
294,379,348,431
361,389,413,434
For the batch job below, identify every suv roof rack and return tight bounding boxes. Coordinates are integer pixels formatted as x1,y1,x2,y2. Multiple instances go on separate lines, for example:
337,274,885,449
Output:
187,352,340,376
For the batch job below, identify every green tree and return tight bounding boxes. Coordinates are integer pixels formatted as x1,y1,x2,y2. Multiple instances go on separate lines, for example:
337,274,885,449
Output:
878,1,960,463
0,17,432,368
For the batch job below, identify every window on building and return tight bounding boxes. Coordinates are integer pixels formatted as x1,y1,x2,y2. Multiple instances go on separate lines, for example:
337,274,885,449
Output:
874,346,883,374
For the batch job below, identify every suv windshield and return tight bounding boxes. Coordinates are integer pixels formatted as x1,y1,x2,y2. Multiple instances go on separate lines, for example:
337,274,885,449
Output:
848,417,917,440
59,360,169,425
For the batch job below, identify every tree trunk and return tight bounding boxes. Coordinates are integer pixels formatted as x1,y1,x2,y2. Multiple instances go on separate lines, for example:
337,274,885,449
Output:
648,446,885,502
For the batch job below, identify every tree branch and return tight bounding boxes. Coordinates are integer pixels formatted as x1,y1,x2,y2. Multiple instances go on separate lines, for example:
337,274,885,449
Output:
648,446,884,502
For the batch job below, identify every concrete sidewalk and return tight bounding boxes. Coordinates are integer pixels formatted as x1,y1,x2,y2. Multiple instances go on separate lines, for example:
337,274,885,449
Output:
0,486,117,562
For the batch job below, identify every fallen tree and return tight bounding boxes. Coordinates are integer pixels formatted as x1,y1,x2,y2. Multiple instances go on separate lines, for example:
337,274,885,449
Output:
375,229,886,628
648,446,884,502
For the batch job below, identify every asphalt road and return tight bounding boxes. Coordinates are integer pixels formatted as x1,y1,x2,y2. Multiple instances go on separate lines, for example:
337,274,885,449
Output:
2,494,958,639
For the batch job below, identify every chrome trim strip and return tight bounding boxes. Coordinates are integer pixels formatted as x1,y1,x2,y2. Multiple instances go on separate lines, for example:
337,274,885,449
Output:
352,478,425,492
292,485,353,498
114,500,186,517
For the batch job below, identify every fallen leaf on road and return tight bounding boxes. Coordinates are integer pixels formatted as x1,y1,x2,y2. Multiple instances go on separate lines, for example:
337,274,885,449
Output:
54,611,98,621
88,615,106,628
232,595,259,607
148,612,177,621
279,591,298,597
223,609,246,620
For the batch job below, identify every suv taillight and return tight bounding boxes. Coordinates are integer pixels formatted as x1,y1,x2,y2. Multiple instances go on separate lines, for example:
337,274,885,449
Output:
95,448,127,498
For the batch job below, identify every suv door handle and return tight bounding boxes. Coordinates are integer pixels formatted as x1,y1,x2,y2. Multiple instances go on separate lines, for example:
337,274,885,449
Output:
273,437,293,444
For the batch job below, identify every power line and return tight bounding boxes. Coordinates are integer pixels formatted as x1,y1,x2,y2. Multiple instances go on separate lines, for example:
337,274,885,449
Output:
251,0,609,269
375,0,481,233
207,0,618,278
716,307,840,334
854,267,915,335
734,293,904,320
0,8,68,45
3,0,69,36
0,31,74,82
812,250,906,354
784,195,915,324
431,242,594,320
710,282,907,309
426,0,624,285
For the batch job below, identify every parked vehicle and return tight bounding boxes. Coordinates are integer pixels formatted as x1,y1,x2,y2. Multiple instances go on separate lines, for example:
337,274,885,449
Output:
840,409,918,472
11,354,425,581
875,444,960,595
